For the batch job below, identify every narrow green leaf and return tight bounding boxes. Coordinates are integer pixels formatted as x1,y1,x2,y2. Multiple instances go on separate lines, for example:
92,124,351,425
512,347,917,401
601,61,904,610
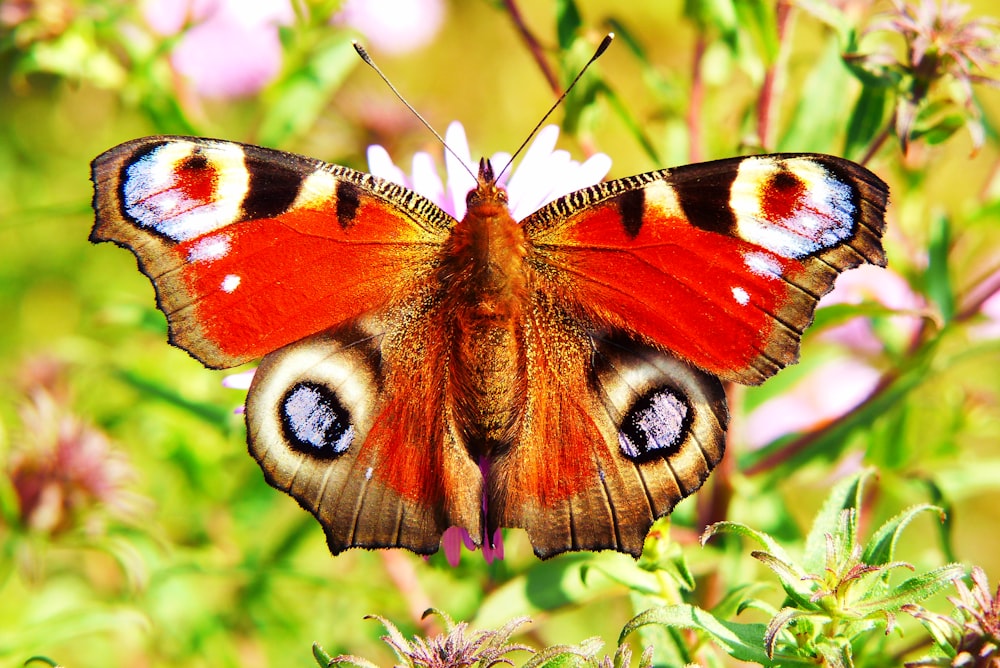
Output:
312,642,334,667
854,564,966,614
763,607,813,659
523,638,602,668
116,369,234,426
751,550,819,608
733,0,778,64
844,84,890,161
555,0,584,51
777,38,853,152
926,212,955,322
599,83,661,165
802,471,870,573
621,605,772,665
862,504,945,566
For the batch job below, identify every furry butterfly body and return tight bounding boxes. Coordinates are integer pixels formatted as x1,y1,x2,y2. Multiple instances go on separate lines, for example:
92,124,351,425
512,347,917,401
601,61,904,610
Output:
91,135,887,558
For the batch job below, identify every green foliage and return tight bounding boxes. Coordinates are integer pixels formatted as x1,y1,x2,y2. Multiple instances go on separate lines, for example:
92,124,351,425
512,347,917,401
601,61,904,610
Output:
2,1,1000,667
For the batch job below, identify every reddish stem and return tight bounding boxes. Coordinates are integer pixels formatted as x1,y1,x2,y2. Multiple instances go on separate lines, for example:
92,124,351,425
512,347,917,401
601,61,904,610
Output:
687,33,707,163
503,0,562,96
380,551,439,635
756,0,794,150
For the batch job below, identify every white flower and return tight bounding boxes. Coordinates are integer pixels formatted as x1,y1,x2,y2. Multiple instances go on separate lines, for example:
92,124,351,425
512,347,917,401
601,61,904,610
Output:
367,121,612,222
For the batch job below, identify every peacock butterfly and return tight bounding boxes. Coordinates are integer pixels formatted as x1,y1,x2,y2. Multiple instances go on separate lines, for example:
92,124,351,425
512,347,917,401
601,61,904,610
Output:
90,112,887,561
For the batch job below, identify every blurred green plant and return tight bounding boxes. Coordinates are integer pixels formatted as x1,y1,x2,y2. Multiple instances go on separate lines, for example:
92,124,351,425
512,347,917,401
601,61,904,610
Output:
2,0,1000,667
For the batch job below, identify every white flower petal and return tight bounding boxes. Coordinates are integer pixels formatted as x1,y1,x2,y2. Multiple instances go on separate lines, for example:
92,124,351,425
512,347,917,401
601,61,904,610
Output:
444,122,476,220
504,125,560,202
367,145,407,186
410,151,446,210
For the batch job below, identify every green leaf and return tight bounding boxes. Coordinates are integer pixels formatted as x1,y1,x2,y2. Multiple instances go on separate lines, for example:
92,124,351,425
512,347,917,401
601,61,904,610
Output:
473,554,620,628
862,504,945,566
845,83,890,160
802,472,869,573
750,550,818,608
778,38,853,152
854,564,966,614
116,369,235,426
259,33,358,147
926,212,955,323
598,82,661,165
621,605,772,665
733,0,778,64
795,0,853,44
312,642,334,667
555,0,584,51
523,637,603,668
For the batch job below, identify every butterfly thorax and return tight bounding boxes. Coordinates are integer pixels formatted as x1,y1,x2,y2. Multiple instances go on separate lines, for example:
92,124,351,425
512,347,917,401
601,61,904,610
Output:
438,163,530,449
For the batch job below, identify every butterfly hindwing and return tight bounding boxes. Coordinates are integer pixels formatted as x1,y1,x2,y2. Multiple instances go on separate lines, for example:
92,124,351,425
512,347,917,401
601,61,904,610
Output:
91,136,454,369
245,314,483,555
523,153,888,385
486,297,728,557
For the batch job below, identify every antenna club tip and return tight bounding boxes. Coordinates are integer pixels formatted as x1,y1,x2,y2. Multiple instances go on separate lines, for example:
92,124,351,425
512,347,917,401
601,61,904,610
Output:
596,33,614,56
353,41,373,63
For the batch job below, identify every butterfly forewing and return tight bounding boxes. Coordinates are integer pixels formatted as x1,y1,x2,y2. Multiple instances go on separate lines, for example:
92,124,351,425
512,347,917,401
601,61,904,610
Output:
91,136,455,369
523,153,888,385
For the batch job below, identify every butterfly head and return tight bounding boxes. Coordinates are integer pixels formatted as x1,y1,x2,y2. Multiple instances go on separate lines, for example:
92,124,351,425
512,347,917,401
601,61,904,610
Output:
466,158,509,218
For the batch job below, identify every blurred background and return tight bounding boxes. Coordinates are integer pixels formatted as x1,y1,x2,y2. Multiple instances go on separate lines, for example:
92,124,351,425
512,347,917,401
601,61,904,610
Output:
2,1,999,666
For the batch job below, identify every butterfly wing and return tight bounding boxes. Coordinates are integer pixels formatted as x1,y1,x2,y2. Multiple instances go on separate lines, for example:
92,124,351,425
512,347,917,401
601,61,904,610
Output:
90,136,454,369
487,298,728,557
522,153,888,384
92,137,481,553
491,154,887,557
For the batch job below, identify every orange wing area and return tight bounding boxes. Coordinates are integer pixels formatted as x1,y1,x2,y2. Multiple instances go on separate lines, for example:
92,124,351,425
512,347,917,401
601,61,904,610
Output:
529,202,802,384
170,201,445,367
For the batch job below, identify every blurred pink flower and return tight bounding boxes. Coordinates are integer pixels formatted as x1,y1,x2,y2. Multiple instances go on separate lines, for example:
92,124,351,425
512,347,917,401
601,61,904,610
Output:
336,0,445,55
744,265,920,448
744,358,883,448
818,264,923,352
9,384,143,536
143,0,293,98
968,269,1000,339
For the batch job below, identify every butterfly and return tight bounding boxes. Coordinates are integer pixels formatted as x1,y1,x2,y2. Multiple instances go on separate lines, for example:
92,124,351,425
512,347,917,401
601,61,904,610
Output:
90,132,887,559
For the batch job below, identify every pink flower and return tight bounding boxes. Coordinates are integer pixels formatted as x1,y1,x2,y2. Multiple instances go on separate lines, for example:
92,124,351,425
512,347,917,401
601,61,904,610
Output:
819,264,924,352
9,381,143,536
142,0,293,98
336,0,445,55
744,358,883,449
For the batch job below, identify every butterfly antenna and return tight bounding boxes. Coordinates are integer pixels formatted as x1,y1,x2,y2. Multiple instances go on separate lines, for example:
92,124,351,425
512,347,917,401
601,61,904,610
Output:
496,32,614,182
353,41,478,182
